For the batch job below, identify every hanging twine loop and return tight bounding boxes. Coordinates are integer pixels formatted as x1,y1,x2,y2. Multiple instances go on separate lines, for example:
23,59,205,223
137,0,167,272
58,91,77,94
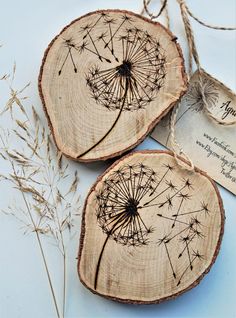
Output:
178,0,236,126
174,0,236,169
142,0,168,20
185,2,236,31
177,0,201,75
141,0,195,171
169,100,195,172
141,0,236,170
141,0,170,28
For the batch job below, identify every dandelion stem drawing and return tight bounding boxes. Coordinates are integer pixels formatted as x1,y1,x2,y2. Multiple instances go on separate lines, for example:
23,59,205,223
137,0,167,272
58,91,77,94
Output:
94,234,110,290
82,146,223,296
77,83,128,159
58,13,167,158
94,164,156,289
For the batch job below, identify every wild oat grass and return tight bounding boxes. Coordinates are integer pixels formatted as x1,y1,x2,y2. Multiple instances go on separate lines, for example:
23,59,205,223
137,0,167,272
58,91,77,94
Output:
0,63,80,318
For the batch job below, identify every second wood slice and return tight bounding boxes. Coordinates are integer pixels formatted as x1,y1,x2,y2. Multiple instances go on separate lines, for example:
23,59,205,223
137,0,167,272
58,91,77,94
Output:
78,151,224,303
39,10,187,162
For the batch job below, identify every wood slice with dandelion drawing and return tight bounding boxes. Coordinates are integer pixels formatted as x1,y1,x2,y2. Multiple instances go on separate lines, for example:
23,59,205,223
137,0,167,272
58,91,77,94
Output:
78,150,224,304
39,9,187,162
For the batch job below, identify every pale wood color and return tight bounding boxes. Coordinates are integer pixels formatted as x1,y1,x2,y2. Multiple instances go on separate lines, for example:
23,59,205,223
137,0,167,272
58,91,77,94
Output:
78,150,224,304
39,10,187,162
151,69,236,195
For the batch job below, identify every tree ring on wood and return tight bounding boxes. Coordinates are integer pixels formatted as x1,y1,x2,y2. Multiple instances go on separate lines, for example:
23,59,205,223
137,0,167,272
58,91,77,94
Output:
39,10,187,162
78,150,224,303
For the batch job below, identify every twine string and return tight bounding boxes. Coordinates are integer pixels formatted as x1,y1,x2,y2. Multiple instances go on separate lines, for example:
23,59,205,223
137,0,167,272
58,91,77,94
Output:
140,0,151,16
172,0,236,170
141,0,236,171
162,0,170,29
185,3,236,31
141,0,236,170
142,0,168,20
140,0,151,15
178,0,236,126
169,100,195,171
178,0,201,75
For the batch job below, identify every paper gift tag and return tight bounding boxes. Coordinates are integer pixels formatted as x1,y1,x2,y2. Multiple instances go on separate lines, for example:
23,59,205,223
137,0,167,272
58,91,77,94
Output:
78,150,224,303
151,70,236,195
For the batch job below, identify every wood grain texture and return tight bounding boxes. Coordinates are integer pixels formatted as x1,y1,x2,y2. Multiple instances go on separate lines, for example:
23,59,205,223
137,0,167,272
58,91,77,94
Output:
38,10,187,162
151,69,236,195
78,150,224,304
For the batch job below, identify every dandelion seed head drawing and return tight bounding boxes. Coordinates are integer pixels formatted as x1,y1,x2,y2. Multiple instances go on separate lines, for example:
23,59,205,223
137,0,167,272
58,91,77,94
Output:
96,164,157,246
185,76,219,112
59,13,167,111
40,10,188,161
83,153,223,294
85,26,166,111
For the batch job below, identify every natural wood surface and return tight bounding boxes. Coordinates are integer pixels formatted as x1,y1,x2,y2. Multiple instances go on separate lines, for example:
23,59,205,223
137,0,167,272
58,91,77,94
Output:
78,150,224,304
39,10,187,162
151,69,236,195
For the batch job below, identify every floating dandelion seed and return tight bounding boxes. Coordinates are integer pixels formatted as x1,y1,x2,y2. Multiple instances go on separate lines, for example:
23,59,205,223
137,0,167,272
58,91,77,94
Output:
158,234,176,278
94,163,157,289
177,249,204,286
58,38,78,75
91,157,212,289
56,12,169,158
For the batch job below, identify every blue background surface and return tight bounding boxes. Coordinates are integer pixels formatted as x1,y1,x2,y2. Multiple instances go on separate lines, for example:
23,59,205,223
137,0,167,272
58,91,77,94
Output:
0,1,235,317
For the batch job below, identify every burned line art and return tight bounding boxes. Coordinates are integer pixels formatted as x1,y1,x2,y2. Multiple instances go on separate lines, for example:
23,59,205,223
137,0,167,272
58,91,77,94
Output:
94,163,157,289
161,75,219,146
59,13,166,111
56,12,169,159
85,27,166,111
94,160,211,290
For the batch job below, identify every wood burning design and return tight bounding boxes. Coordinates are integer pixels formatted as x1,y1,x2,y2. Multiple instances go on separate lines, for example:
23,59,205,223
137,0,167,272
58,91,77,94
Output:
59,13,166,112
94,160,210,290
40,10,188,161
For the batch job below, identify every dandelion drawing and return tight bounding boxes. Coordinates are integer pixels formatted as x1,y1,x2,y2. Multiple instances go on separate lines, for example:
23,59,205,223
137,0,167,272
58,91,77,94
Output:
176,75,219,121
93,159,209,288
156,194,207,285
186,76,219,111
58,38,78,75
56,12,167,158
91,156,217,291
94,163,157,289
86,27,166,111
164,74,219,146
78,14,167,111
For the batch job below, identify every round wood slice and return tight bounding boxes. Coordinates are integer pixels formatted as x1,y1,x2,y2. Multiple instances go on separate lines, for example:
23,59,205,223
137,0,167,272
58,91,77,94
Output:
39,10,187,162
78,150,224,304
